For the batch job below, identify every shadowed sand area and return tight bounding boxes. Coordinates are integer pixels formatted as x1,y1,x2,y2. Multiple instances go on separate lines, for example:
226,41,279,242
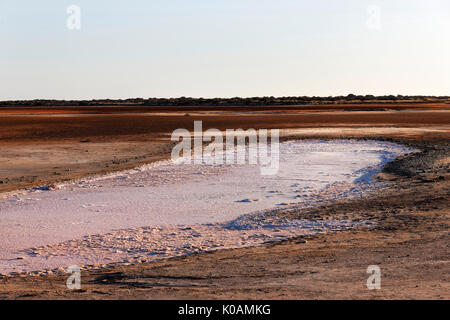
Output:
0,103,448,299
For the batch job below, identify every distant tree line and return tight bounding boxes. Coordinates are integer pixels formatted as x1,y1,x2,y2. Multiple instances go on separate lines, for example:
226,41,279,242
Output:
1,95,449,107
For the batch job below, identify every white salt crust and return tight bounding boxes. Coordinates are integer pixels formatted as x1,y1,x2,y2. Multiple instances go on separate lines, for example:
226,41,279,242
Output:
0,140,413,274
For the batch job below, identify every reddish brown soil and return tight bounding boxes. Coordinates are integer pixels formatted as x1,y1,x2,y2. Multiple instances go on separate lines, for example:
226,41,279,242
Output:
1,104,449,193
0,104,448,299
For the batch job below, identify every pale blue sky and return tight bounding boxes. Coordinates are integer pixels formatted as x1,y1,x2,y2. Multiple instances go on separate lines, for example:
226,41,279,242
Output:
0,0,449,100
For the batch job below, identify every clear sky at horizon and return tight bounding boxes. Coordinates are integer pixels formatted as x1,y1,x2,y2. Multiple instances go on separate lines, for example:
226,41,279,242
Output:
0,0,449,100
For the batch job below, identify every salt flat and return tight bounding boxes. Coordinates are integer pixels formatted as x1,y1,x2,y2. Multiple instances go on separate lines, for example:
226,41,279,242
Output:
0,140,412,274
